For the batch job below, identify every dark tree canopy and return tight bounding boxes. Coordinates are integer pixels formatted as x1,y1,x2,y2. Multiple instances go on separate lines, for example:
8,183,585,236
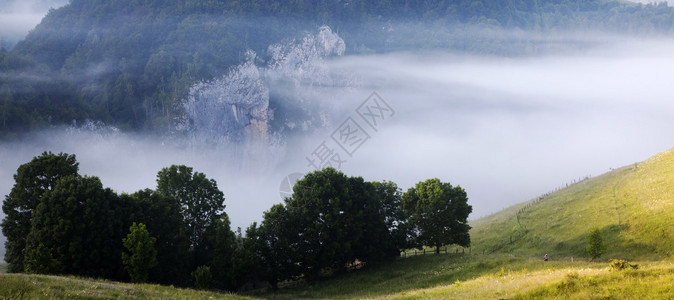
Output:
1,155,240,288
238,170,468,285
2,153,475,290
402,178,472,254
123,189,191,285
251,204,302,287
1,151,79,273
155,165,232,279
256,168,400,281
156,165,225,251
207,215,237,290
25,175,127,279
371,180,410,258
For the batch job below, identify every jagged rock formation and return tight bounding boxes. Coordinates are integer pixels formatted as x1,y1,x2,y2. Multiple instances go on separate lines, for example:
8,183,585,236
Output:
267,25,346,87
182,51,269,147
176,26,347,163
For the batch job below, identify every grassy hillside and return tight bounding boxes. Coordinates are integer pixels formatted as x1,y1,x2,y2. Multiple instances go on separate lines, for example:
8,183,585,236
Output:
3,254,673,299
381,259,674,299
469,148,674,261
258,147,674,298
258,255,674,300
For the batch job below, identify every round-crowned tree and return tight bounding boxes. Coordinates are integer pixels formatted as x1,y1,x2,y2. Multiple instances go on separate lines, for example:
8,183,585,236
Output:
2,152,78,273
277,168,391,279
25,175,126,278
402,178,472,254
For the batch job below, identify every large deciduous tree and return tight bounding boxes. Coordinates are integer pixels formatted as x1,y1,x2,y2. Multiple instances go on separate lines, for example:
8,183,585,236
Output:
24,175,127,278
274,168,393,280
156,165,230,275
2,152,79,273
371,180,409,258
254,204,302,287
156,165,225,250
402,178,472,254
243,169,411,285
208,215,236,290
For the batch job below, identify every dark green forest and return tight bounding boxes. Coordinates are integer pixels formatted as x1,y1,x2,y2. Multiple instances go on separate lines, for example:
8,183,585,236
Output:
2,152,471,290
1,0,674,140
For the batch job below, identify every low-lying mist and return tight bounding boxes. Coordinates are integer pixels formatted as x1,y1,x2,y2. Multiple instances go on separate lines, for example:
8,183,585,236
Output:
305,36,674,219
2,35,674,253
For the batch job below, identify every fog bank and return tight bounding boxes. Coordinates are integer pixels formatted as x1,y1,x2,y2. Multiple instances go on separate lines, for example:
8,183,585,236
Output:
2,36,674,258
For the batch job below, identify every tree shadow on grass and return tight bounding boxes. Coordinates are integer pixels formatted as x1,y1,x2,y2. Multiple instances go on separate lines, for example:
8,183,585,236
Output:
551,224,658,261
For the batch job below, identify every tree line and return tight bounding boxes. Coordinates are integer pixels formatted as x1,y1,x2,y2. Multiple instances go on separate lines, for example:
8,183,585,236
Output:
2,152,472,290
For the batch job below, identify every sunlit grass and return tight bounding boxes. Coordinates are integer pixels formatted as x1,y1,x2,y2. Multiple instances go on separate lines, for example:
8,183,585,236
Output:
258,255,599,299
468,148,674,261
4,255,670,299
383,261,674,299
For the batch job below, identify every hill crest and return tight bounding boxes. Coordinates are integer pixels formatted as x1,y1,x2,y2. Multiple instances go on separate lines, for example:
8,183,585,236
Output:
470,147,674,260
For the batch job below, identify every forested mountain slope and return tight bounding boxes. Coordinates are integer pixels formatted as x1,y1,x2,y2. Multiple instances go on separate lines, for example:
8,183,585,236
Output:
1,0,673,139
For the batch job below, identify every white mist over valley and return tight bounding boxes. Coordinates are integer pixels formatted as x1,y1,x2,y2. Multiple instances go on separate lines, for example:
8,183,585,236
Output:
2,30,673,244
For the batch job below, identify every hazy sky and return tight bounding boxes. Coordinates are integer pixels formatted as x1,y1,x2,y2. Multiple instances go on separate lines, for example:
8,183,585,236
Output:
631,0,673,4
0,0,69,47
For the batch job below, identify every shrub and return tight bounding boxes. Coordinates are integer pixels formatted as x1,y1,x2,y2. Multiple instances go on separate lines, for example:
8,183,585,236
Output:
556,273,579,293
122,222,158,283
24,243,61,274
192,265,212,289
586,228,605,261
609,259,638,271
